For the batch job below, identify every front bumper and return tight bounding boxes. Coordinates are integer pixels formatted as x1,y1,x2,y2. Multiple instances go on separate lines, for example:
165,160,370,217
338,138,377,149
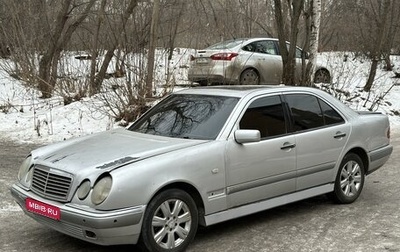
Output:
10,184,145,245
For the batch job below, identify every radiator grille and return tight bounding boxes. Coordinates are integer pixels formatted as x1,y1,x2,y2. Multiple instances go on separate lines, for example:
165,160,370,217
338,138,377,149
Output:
31,165,73,202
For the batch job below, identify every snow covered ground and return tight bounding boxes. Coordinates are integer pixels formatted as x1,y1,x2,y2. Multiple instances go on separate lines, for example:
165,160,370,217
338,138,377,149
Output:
0,50,399,144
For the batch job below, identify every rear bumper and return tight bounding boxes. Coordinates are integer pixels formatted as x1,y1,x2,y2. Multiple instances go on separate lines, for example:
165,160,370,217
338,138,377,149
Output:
10,184,145,245
367,144,393,174
188,63,239,85
188,73,231,84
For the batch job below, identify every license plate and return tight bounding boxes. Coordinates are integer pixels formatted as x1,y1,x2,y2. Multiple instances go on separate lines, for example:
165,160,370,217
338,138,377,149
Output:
196,58,208,64
25,198,61,221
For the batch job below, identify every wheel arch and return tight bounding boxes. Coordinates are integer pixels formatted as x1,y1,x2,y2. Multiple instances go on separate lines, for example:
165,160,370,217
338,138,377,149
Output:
315,66,330,74
345,147,369,173
239,67,261,84
241,66,260,74
150,182,206,226
314,67,331,83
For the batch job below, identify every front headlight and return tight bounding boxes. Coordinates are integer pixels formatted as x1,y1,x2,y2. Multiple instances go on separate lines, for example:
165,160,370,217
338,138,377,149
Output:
91,175,112,205
18,155,33,187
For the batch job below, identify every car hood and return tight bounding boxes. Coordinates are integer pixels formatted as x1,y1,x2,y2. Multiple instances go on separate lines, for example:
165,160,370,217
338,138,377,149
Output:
32,128,207,174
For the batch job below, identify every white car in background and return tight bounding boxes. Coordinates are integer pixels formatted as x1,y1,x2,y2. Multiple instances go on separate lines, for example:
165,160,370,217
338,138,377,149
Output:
188,38,331,85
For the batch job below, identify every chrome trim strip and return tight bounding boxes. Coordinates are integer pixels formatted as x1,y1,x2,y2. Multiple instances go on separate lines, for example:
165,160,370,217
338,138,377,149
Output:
205,184,333,226
296,162,336,178
227,171,297,195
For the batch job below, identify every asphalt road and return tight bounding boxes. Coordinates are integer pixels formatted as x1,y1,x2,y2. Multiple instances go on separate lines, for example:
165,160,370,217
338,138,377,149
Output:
1,133,399,252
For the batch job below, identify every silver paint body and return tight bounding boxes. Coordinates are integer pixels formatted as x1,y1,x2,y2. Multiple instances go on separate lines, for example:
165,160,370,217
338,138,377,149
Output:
11,86,392,246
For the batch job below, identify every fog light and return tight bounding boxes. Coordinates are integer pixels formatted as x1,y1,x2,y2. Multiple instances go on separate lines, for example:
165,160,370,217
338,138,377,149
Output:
85,230,96,239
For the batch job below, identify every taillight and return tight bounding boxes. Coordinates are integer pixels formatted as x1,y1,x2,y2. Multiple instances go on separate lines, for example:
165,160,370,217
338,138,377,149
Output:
210,52,238,61
387,126,391,139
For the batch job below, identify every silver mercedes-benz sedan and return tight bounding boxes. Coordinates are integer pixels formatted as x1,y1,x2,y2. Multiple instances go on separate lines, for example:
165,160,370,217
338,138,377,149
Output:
188,38,331,85
11,86,392,252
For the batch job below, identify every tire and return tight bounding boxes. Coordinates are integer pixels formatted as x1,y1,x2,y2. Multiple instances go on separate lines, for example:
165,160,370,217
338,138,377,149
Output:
240,69,260,85
314,69,331,83
330,153,365,204
141,189,198,252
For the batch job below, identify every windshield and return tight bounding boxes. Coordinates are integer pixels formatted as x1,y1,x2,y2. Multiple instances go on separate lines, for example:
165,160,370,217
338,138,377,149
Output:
128,94,239,140
206,39,248,50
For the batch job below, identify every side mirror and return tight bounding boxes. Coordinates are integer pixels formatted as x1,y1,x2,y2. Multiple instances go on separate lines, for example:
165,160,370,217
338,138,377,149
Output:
234,130,261,144
303,51,310,59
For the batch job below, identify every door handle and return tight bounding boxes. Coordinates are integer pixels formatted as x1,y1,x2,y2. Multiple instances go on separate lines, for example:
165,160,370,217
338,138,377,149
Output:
334,132,347,139
281,142,296,150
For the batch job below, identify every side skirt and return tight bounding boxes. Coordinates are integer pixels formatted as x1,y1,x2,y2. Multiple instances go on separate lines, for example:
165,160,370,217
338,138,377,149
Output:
204,184,334,226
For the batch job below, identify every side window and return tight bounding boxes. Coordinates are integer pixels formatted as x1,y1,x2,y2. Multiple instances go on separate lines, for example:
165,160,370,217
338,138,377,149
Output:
262,41,278,55
286,94,324,131
286,94,345,132
242,43,255,52
243,41,277,55
254,41,267,53
319,99,345,125
239,96,287,138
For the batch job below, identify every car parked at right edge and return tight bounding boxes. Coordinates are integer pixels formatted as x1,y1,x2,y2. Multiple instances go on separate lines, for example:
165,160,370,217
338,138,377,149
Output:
188,38,331,86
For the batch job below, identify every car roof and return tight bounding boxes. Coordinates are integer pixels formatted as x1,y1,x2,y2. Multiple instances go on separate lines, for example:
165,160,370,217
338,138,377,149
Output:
176,85,321,98
203,38,276,50
220,38,278,42
176,85,358,119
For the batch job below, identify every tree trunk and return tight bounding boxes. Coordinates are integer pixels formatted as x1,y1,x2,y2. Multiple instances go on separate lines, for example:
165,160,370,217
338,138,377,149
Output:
287,0,304,85
145,0,160,98
305,0,321,86
93,48,116,92
273,0,304,86
38,54,53,98
273,0,288,83
90,0,107,95
38,0,72,98
365,58,379,91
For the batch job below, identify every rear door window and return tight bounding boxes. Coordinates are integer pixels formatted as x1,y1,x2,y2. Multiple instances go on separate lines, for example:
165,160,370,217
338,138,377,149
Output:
285,94,344,132
319,99,345,125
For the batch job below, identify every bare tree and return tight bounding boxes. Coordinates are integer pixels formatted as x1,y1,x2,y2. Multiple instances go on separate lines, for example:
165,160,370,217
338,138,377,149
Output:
274,0,305,85
91,0,139,96
363,0,392,92
382,2,400,71
38,0,96,98
159,0,186,60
